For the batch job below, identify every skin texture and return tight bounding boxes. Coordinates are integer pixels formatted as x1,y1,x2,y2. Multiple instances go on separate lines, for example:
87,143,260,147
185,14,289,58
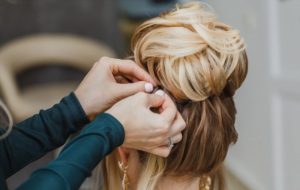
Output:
107,90,185,157
75,57,185,157
75,56,155,116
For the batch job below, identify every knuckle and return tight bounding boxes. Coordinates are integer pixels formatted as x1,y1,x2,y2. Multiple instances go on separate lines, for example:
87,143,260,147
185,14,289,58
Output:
178,123,186,132
160,124,170,136
150,138,161,147
149,138,157,146
179,117,186,125
96,57,110,68
125,59,135,65
177,133,183,142
158,136,166,144
93,61,98,67
136,91,146,98
146,92,152,97
99,56,109,62
181,123,187,130
176,117,186,130
162,150,171,157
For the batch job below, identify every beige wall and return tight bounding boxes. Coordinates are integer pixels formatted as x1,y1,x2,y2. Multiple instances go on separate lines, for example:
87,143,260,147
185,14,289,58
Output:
195,0,300,190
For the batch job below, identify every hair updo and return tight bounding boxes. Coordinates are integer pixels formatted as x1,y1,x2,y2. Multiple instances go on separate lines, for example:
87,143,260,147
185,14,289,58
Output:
103,2,248,190
132,3,247,101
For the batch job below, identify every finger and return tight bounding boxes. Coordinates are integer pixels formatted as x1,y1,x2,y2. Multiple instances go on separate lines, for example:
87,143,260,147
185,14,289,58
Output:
115,76,131,84
110,58,156,84
116,62,153,83
115,74,152,88
159,93,177,123
145,146,171,157
167,112,186,137
146,93,165,108
162,133,182,146
171,133,183,144
117,74,140,83
116,82,152,99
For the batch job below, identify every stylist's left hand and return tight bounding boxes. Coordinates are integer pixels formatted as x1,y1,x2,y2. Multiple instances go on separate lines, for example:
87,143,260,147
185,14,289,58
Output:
74,57,155,117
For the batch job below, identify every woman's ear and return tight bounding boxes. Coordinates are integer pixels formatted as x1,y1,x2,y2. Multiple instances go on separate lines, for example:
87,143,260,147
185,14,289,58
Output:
117,147,130,164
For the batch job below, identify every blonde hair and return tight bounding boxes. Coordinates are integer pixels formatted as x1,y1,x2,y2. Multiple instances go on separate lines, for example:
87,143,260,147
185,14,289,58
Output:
0,99,13,140
102,2,248,190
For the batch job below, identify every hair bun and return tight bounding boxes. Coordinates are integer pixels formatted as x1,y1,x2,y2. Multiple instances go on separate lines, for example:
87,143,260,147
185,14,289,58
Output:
132,2,248,101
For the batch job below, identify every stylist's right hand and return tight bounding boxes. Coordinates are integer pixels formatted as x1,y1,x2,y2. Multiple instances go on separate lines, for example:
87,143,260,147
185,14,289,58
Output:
106,91,186,157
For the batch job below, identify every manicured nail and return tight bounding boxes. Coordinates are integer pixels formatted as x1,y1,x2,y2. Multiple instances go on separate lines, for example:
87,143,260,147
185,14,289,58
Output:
144,83,154,93
155,90,165,96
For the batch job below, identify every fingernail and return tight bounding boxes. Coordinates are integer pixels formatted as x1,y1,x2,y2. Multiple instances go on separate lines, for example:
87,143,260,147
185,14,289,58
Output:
155,90,165,96
144,83,153,93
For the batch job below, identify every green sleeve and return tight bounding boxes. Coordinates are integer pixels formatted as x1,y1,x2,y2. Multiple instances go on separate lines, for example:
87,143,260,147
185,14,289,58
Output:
17,113,125,190
0,93,89,178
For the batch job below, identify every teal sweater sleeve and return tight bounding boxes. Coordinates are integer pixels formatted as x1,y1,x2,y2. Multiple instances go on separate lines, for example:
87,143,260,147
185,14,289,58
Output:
0,93,89,179
17,113,125,190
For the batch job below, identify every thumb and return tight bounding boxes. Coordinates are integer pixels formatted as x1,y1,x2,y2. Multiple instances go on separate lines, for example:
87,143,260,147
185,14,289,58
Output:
146,92,165,108
116,82,153,99
158,91,177,122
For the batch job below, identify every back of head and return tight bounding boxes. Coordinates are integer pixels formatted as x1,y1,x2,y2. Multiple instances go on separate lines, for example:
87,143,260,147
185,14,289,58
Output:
103,2,248,190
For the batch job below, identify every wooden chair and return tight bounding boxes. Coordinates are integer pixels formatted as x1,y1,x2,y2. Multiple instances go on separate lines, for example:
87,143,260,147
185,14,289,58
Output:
0,34,115,122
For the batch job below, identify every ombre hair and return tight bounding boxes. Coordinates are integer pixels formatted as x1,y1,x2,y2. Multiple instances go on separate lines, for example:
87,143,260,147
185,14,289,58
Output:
101,2,248,190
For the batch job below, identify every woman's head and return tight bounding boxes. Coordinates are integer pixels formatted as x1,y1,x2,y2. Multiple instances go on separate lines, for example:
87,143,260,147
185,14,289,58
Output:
132,2,246,101
103,2,248,190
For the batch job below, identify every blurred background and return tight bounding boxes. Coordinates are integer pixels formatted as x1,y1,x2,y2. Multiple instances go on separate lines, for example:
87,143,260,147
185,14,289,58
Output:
0,0,299,189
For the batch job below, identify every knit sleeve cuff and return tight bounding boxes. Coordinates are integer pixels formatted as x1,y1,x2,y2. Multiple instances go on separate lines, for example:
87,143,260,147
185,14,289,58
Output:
61,92,89,130
94,113,125,147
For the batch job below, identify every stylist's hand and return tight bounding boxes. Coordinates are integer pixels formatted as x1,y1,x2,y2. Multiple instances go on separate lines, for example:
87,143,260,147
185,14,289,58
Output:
106,91,186,157
74,57,155,117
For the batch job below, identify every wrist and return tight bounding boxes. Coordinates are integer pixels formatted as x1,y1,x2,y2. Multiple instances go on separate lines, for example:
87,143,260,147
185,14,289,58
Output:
93,113,125,146
101,112,126,145
105,109,127,131
74,90,91,116
65,92,90,126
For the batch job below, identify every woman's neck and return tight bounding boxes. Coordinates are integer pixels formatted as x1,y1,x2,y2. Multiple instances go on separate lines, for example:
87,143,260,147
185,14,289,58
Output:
157,176,200,190
126,150,202,190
